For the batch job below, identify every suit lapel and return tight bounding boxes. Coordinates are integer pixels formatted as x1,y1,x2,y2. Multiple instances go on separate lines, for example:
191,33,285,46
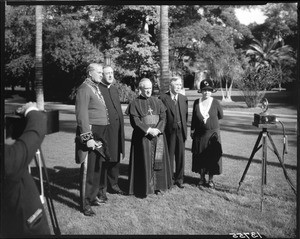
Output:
166,92,176,116
177,94,184,116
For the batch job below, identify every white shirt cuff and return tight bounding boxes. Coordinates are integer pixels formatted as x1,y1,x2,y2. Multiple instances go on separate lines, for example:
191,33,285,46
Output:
146,127,151,135
24,106,39,117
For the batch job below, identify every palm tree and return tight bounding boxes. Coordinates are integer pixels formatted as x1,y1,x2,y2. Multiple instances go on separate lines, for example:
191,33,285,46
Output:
159,5,170,93
246,38,295,89
35,5,44,110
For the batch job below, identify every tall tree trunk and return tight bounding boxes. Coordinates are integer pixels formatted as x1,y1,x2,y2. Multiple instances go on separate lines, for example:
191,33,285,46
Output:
35,5,44,110
159,5,170,93
227,79,233,101
219,76,225,101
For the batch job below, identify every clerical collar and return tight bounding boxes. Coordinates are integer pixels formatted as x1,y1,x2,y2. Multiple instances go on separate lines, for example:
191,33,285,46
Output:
100,81,111,88
170,91,178,101
140,94,150,99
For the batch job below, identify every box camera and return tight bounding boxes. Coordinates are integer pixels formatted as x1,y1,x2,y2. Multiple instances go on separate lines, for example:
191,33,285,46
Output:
252,98,277,127
5,110,59,139
253,113,277,126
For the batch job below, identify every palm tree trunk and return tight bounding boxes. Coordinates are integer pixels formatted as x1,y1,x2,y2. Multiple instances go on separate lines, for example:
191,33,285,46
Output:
35,5,44,110
159,5,170,93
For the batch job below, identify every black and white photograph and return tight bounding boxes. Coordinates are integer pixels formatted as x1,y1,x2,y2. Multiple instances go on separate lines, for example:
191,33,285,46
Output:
2,1,298,238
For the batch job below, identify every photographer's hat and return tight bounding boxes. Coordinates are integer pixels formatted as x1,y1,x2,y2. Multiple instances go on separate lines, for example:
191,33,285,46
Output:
198,78,217,93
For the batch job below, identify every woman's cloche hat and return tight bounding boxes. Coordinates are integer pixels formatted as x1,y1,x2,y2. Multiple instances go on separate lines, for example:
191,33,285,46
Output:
198,78,217,93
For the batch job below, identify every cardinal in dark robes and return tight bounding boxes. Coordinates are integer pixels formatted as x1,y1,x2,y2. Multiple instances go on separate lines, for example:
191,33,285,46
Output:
125,78,173,198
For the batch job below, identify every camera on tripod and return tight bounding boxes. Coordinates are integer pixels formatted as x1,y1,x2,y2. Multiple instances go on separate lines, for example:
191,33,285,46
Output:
253,98,277,127
238,98,295,211
5,110,59,139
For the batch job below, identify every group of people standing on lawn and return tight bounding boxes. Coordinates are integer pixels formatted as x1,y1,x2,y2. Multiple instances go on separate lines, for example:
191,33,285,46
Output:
2,61,224,236
75,63,224,217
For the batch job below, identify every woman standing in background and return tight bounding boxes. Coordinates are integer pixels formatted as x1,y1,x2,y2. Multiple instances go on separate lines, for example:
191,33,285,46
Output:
190,78,223,189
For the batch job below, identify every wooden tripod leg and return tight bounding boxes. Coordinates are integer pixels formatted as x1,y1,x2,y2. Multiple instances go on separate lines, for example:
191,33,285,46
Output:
267,132,297,195
261,129,268,211
34,149,45,204
38,148,61,235
237,131,263,193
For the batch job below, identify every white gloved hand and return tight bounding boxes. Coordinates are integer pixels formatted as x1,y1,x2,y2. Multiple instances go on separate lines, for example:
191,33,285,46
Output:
87,139,97,150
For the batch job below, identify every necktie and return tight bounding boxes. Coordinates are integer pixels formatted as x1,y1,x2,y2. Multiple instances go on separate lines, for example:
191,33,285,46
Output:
173,96,177,104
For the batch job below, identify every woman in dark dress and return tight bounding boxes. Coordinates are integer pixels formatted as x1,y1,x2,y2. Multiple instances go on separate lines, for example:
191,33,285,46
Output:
190,78,223,188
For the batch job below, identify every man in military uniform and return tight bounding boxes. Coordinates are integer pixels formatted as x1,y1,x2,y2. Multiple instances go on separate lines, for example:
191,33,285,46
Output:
75,63,109,216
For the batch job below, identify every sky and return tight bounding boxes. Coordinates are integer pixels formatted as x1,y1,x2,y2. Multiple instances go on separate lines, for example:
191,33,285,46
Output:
235,7,267,25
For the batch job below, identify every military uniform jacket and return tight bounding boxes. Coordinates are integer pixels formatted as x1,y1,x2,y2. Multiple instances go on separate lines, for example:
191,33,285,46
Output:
75,79,109,164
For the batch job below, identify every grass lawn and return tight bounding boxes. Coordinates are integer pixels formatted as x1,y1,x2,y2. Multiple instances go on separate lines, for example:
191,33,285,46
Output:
5,89,298,237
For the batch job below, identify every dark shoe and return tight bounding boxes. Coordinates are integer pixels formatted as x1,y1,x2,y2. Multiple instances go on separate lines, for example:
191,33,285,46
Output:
169,184,176,190
96,195,107,203
111,186,125,195
83,206,95,216
155,190,164,196
91,197,104,206
97,190,108,201
198,178,206,188
208,180,215,189
175,182,184,189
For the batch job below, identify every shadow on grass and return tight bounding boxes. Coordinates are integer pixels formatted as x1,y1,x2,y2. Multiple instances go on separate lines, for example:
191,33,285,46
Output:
183,174,247,194
31,166,81,211
29,144,295,211
184,144,297,170
183,175,199,186
223,153,297,170
114,163,130,194
30,163,131,211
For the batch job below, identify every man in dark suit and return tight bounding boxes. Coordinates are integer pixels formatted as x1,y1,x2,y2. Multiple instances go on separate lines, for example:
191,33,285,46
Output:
160,76,188,189
3,102,51,236
98,66,125,198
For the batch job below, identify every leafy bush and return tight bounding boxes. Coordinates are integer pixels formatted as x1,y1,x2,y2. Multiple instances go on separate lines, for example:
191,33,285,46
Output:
113,81,137,104
237,67,280,107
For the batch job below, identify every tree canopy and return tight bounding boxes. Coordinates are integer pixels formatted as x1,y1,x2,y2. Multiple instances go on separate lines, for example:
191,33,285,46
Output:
4,3,298,101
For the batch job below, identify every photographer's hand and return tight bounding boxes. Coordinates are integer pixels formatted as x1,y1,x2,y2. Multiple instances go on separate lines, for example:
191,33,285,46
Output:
16,102,39,117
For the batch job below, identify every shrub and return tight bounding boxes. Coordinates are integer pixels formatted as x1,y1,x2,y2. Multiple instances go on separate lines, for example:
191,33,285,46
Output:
237,67,280,107
113,81,137,104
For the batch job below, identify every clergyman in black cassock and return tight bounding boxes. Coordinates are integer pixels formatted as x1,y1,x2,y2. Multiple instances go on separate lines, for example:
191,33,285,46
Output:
125,78,172,198
98,66,125,197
